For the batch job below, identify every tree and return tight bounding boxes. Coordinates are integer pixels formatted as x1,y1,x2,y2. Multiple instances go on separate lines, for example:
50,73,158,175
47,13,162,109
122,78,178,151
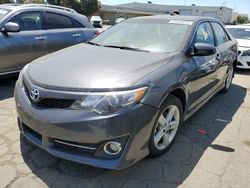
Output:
24,0,45,3
47,0,100,16
0,0,14,4
237,16,249,24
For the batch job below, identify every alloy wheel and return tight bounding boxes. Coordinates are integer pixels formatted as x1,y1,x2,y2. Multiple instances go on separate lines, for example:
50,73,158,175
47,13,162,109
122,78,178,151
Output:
154,105,180,150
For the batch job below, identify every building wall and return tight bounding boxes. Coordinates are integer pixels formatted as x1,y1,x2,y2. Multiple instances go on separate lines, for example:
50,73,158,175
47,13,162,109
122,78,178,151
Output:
99,4,233,25
99,12,150,24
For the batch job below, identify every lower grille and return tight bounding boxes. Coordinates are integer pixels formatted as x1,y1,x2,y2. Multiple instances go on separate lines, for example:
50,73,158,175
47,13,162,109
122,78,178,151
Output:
23,82,75,109
52,138,99,155
22,123,42,146
237,61,244,66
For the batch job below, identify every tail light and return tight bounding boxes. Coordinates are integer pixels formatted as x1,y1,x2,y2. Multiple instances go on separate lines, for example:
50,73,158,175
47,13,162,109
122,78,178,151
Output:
95,31,101,36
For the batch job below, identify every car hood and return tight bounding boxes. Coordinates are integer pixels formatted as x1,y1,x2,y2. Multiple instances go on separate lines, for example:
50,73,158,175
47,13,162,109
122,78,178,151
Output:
237,39,250,48
27,44,174,91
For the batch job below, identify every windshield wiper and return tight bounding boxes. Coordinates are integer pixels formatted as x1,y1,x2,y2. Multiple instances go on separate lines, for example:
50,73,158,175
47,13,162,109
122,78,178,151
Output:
102,45,150,52
87,41,101,46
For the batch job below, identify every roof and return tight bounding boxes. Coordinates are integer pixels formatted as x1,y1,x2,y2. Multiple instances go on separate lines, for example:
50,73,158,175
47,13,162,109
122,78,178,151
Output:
132,14,218,22
0,4,76,14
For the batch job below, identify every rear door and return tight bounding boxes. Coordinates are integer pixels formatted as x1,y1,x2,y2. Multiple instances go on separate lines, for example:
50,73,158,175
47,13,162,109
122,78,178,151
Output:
0,11,46,73
44,12,88,53
210,22,237,86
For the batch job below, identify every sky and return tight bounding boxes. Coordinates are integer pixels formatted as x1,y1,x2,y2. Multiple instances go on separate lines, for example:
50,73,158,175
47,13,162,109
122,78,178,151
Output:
100,0,250,16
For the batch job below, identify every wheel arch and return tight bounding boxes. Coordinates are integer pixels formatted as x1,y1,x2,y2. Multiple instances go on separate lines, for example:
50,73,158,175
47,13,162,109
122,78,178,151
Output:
159,86,187,114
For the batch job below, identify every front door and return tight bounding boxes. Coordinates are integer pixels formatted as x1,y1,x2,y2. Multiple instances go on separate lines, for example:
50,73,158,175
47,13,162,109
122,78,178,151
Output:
187,22,220,112
0,11,46,73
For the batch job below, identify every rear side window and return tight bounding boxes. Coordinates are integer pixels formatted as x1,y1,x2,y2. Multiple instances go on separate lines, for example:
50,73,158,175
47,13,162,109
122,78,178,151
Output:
45,12,74,29
9,11,42,31
72,19,85,28
211,22,229,46
194,22,215,46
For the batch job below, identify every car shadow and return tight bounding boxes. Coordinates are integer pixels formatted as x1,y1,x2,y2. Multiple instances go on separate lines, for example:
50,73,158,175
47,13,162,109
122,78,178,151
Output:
0,76,18,100
235,68,250,75
20,83,246,187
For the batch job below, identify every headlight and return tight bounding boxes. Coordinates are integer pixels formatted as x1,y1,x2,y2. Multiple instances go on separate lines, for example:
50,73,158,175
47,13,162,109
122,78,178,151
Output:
242,50,250,57
70,87,148,114
18,64,29,87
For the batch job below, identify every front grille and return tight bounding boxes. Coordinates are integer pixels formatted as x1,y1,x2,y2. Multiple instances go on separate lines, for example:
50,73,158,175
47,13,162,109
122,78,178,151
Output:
23,82,75,109
36,98,74,109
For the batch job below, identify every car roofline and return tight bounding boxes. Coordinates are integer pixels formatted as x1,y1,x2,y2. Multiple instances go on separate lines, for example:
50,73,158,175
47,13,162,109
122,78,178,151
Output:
0,3,76,14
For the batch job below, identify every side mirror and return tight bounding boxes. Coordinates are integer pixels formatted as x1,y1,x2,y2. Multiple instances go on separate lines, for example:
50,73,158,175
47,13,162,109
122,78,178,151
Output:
193,43,216,56
1,22,20,33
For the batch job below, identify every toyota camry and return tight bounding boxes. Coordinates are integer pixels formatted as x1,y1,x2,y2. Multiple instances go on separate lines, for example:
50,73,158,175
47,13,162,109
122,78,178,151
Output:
15,15,237,169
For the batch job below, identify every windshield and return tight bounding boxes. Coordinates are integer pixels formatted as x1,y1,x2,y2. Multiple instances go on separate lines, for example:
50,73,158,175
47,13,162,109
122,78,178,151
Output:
227,28,250,40
91,19,191,53
0,8,9,21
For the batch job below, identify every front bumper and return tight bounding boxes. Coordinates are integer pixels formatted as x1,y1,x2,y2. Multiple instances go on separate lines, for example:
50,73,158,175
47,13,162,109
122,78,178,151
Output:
15,82,158,169
237,47,250,69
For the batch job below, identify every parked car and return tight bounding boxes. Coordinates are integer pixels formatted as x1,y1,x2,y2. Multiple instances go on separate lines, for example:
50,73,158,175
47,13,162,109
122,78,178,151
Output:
90,16,103,28
15,15,237,169
0,4,97,76
115,17,125,24
226,25,250,69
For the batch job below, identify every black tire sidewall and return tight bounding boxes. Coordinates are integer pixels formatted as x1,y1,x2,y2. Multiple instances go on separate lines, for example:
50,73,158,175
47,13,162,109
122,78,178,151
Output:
148,95,184,157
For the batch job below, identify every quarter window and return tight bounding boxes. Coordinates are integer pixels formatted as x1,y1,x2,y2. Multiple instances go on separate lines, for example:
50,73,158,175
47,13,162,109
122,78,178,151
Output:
211,22,229,46
194,22,214,46
9,11,42,31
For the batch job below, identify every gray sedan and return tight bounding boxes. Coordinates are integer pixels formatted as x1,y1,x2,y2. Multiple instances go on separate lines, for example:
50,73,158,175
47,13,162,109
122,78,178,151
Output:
15,15,237,169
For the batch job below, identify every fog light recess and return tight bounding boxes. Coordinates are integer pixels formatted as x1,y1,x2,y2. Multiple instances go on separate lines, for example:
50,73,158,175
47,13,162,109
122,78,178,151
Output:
104,142,122,155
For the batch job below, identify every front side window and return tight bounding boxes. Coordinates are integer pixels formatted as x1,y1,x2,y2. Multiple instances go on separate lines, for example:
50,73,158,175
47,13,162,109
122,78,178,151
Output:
9,11,42,31
45,12,73,29
194,22,214,46
91,19,191,53
211,22,229,46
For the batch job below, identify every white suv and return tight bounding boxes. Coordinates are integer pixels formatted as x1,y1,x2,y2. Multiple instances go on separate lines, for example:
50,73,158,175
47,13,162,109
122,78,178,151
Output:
226,25,250,69
90,16,103,28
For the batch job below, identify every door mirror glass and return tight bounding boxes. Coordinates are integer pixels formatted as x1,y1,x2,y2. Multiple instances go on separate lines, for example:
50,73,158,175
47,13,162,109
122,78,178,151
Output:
193,43,216,56
2,22,20,33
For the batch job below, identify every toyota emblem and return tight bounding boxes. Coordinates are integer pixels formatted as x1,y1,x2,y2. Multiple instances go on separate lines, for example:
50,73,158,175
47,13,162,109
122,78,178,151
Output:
30,88,40,102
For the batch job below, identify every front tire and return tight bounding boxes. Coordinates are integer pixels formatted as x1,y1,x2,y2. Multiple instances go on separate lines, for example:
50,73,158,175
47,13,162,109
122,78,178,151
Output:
149,95,183,157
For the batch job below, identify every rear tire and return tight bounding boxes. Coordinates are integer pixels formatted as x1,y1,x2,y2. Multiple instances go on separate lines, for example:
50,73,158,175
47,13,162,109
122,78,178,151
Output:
221,64,234,94
149,95,183,157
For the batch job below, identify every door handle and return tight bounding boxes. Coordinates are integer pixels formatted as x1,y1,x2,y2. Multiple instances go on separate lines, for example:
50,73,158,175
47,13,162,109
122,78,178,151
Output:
35,36,47,40
72,33,82,37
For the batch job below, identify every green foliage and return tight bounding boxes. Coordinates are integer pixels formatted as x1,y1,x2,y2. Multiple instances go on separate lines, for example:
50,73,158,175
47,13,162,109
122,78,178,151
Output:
48,0,100,16
0,0,14,4
24,0,45,3
236,16,249,24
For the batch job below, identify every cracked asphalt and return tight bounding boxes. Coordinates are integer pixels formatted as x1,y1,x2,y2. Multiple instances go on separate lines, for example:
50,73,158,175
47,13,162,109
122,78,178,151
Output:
1,70,250,188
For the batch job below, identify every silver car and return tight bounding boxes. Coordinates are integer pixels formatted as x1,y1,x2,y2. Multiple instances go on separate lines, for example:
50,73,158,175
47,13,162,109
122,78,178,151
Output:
0,4,97,76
